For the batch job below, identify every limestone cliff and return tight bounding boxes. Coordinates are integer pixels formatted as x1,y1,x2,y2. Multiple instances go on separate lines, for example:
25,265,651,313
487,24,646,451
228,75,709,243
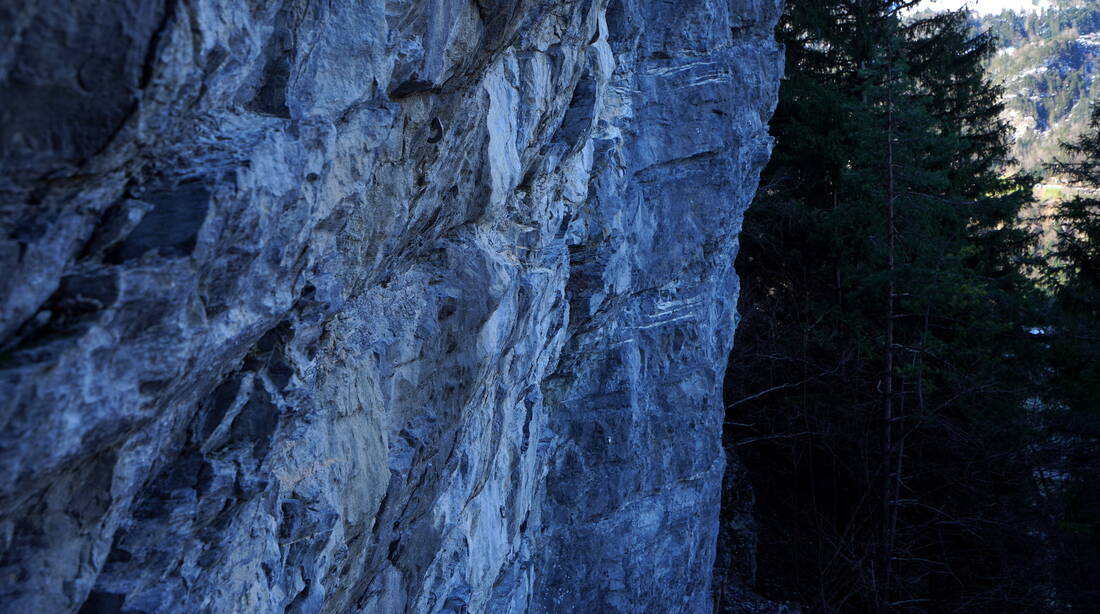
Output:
0,1,781,612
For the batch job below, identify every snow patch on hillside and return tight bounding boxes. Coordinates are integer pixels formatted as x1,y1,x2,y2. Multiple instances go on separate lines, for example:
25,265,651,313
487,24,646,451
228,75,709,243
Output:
920,0,1051,15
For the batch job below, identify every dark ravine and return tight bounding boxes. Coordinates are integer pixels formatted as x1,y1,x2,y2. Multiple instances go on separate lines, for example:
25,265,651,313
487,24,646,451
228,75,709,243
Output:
0,1,782,612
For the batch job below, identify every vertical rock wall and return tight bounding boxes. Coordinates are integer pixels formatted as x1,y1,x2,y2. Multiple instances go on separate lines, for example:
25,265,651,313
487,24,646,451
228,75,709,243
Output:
0,1,781,612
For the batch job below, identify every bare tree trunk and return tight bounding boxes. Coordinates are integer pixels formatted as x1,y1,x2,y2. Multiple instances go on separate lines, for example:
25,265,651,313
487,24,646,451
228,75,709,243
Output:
879,62,898,614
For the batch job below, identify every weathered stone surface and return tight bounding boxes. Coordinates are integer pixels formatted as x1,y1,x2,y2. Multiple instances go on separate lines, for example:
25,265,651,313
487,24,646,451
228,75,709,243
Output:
0,1,781,612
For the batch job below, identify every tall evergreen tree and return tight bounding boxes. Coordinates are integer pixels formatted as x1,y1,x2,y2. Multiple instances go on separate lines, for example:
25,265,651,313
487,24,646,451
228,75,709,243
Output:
1039,104,1100,610
722,2,1047,612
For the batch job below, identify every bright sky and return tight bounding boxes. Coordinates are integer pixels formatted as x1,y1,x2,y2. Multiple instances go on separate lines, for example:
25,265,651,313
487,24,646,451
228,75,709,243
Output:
919,0,1052,14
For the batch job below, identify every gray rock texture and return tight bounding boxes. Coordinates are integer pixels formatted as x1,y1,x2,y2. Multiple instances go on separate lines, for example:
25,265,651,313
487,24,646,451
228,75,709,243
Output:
0,1,781,612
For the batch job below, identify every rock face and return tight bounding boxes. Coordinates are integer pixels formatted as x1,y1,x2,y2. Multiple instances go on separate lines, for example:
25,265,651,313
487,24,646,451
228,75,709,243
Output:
0,1,781,612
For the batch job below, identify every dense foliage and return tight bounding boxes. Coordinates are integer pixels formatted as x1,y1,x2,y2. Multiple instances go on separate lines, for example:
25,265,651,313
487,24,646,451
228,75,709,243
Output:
722,1,1054,612
1035,105,1100,610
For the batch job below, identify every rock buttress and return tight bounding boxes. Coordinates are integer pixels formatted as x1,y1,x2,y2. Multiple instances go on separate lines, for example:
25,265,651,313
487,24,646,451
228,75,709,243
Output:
0,1,781,612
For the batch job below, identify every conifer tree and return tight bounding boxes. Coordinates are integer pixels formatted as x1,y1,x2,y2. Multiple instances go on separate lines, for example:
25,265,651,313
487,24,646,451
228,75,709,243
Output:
722,2,1048,612
1039,104,1100,610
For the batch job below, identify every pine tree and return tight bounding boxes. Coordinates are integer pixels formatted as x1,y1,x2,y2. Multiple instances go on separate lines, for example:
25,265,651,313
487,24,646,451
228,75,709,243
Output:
1039,104,1100,610
721,2,1048,612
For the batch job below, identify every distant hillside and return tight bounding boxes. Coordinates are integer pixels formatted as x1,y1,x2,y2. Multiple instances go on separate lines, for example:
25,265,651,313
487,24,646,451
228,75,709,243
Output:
979,0,1100,174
